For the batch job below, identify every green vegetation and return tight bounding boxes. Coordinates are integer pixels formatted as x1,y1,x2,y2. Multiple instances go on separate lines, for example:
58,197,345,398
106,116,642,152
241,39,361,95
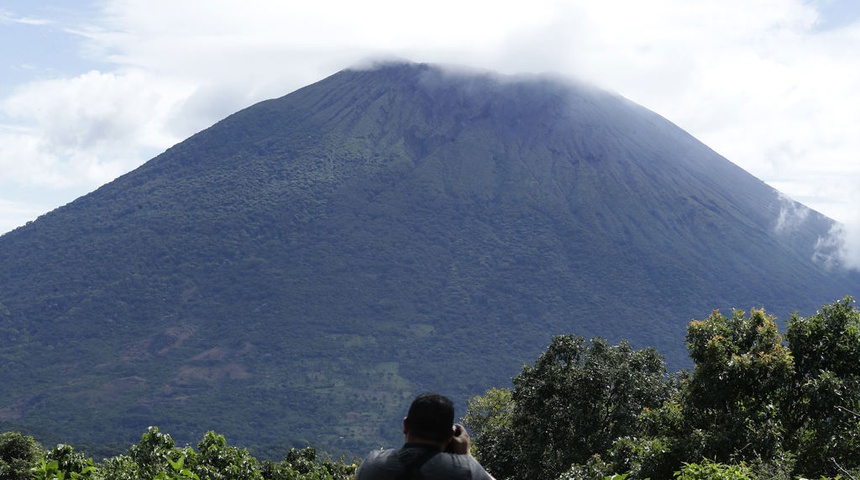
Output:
466,296,860,479
1,428,355,480
464,336,672,479
5,297,860,479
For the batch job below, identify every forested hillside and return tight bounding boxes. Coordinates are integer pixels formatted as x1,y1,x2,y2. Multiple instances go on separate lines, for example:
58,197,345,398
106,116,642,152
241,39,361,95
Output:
2,297,859,479
0,62,857,455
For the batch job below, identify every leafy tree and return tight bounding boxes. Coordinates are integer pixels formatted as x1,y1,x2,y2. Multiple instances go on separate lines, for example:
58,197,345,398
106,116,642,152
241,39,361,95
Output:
155,455,199,480
467,335,672,480
607,433,674,479
39,444,95,479
0,432,42,480
682,308,793,464
462,388,516,470
0,428,357,480
673,459,753,480
192,431,260,480
90,454,139,480
260,447,354,480
555,454,614,480
462,299,860,479
127,426,182,479
785,296,860,477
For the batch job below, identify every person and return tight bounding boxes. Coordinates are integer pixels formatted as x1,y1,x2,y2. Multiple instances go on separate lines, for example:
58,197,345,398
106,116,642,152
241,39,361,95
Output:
354,392,495,479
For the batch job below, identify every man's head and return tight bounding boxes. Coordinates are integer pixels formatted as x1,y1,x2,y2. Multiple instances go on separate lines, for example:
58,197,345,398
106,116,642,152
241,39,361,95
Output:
403,392,455,443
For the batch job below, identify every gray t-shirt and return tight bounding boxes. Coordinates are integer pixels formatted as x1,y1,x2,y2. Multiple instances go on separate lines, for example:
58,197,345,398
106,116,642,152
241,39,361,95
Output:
355,445,495,480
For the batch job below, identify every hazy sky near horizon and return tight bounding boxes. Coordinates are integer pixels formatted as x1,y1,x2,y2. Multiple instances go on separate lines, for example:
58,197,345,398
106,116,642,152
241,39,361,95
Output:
2,1,859,264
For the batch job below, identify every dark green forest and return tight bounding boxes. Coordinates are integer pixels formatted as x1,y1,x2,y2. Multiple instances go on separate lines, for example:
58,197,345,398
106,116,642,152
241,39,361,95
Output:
465,296,860,480
4,297,860,479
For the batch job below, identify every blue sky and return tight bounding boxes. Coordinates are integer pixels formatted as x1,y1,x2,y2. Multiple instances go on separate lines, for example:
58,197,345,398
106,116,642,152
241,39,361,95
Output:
2,0,860,265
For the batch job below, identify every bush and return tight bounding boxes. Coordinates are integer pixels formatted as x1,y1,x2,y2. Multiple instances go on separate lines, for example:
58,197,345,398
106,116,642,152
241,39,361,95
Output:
673,460,753,480
0,428,357,480
0,432,43,480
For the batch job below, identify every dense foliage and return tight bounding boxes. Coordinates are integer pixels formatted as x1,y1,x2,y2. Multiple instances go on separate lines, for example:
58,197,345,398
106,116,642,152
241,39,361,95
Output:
464,336,672,479
5,298,860,479
0,428,355,480
465,297,860,480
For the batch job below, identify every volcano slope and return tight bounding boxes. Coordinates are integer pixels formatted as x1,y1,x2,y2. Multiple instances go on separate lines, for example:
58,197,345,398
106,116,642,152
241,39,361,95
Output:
0,62,856,455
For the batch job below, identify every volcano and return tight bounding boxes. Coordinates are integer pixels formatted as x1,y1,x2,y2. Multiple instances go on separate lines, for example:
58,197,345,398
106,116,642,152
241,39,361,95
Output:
0,62,855,455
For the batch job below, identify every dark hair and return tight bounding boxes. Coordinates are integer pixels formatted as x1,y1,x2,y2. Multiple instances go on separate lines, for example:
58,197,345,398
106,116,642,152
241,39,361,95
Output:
406,393,455,442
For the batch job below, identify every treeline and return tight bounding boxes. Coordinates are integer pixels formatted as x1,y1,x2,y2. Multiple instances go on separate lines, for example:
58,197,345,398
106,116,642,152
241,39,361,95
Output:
0,427,355,480
4,297,860,480
464,296,860,479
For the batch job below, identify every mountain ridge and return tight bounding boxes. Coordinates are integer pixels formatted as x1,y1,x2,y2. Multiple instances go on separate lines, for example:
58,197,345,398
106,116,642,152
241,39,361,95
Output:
0,61,855,455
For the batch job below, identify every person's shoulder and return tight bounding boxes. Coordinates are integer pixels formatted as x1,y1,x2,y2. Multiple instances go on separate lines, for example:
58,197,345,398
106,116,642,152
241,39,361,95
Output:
426,453,494,479
355,448,404,479
457,455,495,480
362,447,399,463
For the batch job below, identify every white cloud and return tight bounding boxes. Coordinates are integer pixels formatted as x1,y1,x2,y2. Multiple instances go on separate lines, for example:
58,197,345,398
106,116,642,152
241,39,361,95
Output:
814,220,860,271
813,186,860,270
775,194,811,235
843,223,860,271
0,196,45,234
1,69,191,188
0,9,52,26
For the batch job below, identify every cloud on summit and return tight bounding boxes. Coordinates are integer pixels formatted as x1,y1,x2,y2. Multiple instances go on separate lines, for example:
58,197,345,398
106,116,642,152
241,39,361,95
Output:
1,0,860,261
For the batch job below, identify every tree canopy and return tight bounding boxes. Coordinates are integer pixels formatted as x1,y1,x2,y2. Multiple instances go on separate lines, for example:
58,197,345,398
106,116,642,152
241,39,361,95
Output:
466,296,860,480
0,428,356,480
5,298,860,479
